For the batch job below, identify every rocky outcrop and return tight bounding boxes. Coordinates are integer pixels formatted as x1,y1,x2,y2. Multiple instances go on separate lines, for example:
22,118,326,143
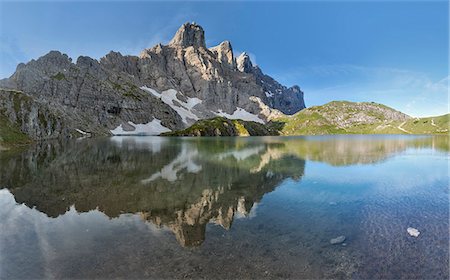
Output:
0,22,305,139
162,117,281,136
0,89,68,139
210,41,235,69
169,22,206,48
237,52,306,114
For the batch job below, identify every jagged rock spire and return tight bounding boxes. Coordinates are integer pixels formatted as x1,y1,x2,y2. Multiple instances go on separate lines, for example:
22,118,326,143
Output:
169,22,206,48
236,52,253,73
210,40,235,68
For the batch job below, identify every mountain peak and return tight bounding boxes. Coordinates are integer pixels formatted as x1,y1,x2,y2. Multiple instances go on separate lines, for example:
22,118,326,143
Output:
210,40,235,68
169,22,206,48
237,52,253,73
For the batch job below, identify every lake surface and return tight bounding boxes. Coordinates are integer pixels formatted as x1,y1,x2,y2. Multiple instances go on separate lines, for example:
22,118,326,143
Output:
0,135,448,279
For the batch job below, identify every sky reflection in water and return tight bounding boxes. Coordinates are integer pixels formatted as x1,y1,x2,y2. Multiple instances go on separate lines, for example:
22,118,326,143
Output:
0,135,448,279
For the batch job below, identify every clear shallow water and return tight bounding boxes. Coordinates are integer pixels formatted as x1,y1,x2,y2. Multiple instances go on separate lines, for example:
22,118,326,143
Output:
0,135,448,279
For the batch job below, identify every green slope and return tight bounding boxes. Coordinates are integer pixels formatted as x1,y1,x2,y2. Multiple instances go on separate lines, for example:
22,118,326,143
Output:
398,114,449,134
163,101,449,137
162,117,280,136
276,101,449,135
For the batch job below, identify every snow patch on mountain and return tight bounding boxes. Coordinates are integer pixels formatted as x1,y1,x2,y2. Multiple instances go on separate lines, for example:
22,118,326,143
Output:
265,91,274,98
110,119,171,135
215,108,264,124
141,86,202,124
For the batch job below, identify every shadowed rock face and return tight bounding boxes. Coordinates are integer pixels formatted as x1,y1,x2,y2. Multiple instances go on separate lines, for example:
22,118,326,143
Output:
237,52,306,114
0,22,306,140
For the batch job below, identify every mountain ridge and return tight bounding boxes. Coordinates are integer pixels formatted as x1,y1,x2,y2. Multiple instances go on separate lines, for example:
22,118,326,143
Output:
1,97,447,149
0,22,305,141
0,22,447,146
164,101,449,137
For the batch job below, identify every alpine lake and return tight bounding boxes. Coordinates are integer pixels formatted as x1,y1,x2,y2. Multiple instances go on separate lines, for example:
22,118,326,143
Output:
1,135,448,279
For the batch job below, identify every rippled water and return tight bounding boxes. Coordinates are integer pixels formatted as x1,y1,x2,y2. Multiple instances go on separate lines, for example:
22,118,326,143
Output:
0,135,448,279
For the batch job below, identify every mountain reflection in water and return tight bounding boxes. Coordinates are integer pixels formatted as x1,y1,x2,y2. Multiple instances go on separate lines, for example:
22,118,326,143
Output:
1,135,449,279
1,135,447,248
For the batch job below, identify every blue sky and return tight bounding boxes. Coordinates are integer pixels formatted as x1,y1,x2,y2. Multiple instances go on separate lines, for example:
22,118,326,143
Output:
0,1,448,117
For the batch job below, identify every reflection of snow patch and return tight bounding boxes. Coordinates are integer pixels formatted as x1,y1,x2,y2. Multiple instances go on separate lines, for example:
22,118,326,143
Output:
110,119,171,136
218,145,264,161
141,143,202,183
141,86,202,124
215,107,264,124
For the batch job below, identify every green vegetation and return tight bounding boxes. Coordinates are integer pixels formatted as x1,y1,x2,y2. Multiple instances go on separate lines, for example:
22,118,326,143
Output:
3,89,32,114
275,101,449,135
165,101,449,137
123,90,142,101
399,114,449,134
51,72,66,81
110,80,143,101
111,82,123,90
162,101,449,137
233,120,250,136
162,117,280,136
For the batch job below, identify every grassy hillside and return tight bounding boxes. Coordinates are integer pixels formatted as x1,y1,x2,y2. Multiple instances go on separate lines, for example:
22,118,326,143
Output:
163,102,449,137
276,101,449,135
398,114,449,134
162,117,280,136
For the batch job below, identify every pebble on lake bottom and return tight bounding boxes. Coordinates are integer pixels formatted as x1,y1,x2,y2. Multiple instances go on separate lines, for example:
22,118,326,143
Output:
407,227,420,237
330,235,346,245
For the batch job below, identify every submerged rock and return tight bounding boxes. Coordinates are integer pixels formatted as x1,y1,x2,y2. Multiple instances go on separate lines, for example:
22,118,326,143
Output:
330,235,346,245
407,227,420,237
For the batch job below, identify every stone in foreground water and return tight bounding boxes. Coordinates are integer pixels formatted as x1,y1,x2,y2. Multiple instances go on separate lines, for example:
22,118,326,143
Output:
330,235,346,245
407,227,420,237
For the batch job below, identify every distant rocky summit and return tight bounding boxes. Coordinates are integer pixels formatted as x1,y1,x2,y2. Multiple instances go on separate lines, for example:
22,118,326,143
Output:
0,22,306,141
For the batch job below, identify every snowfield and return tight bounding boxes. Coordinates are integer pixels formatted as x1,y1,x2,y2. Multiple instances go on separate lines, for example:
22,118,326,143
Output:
110,119,171,135
215,107,265,124
265,91,274,98
141,86,202,124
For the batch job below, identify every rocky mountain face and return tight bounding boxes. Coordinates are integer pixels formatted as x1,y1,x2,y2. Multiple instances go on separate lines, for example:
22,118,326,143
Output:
236,52,305,114
0,22,306,140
